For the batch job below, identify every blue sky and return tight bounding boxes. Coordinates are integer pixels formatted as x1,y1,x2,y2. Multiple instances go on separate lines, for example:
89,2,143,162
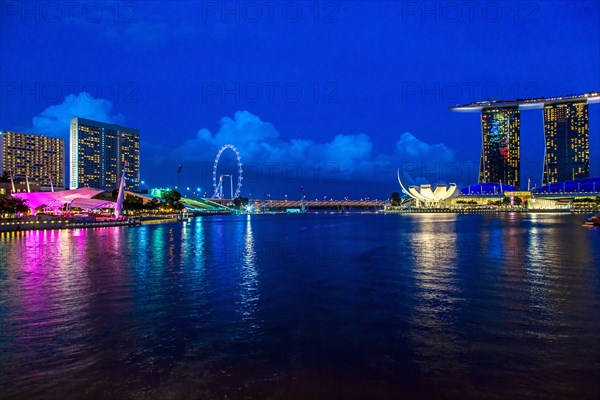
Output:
1,0,599,198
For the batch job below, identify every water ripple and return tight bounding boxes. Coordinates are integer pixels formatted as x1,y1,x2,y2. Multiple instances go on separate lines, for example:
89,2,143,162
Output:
1,214,599,399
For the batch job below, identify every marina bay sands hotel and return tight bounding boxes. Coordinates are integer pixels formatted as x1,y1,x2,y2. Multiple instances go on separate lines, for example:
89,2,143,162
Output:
450,92,599,189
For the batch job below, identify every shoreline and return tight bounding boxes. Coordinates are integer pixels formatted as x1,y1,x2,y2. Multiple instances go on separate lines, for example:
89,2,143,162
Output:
380,208,589,214
1,209,595,233
0,218,140,233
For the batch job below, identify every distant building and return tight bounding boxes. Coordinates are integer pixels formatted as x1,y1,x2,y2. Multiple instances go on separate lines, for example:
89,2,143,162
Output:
0,131,65,191
480,107,521,188
70,118,140,191
543,101,589,185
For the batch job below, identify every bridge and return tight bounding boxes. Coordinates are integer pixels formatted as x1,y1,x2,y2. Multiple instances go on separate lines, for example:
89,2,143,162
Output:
251,199,387,210
180,197,232,212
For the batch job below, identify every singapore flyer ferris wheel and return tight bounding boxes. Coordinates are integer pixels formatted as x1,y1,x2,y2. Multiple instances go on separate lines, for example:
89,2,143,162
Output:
212,144,243,199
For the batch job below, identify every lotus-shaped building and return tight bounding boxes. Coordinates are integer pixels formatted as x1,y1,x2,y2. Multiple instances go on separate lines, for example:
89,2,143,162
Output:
397,170,459,206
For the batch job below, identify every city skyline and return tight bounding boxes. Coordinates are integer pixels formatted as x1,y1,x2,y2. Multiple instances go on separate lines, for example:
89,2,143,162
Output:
1,1,598,198
1,90,598,198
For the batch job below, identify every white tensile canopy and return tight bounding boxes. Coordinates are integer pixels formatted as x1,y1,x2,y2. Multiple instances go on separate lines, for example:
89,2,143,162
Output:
13,188,115,212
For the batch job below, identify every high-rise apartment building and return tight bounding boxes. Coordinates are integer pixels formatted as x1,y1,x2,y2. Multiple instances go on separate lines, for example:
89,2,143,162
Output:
70,118,140,191
0,131,65,190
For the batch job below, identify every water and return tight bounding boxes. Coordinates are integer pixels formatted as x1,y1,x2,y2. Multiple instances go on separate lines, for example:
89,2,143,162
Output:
1,213,599,399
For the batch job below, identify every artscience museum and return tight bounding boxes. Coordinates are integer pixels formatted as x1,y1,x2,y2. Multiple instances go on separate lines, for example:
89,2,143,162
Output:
396,170,460,207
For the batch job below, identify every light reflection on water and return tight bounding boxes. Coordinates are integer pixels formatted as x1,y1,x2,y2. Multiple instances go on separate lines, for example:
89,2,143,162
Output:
1,213,599,399
403,214,466,394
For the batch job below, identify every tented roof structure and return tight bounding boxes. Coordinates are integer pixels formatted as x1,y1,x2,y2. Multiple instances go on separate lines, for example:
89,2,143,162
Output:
532,177,600,194
13,188,115,212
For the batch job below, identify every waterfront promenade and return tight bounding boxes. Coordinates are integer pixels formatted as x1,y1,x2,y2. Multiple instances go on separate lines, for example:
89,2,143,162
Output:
0,218,140,233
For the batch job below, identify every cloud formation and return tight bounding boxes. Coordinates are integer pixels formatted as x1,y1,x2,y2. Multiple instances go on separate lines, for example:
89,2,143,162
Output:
32,93,124,138
395,132,455,163
162,110,456,186
29,93,458,194
394,132,457,185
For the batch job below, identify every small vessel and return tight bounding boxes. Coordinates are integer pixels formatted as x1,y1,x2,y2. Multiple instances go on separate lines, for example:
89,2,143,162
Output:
583,212,600,226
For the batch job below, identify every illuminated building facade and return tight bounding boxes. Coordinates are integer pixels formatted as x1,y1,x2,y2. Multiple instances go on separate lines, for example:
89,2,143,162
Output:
0,131,65,191
479,107,521,188
70,118,140,191
543,101,589,185
450,92,598,187
397,171,460,207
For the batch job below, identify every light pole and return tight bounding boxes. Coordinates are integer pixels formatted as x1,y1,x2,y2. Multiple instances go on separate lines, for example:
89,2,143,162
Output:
177,164,182,190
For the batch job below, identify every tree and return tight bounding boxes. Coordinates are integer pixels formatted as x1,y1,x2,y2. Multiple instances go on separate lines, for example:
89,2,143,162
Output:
233,195,248,208
162,190,183,210
144,198,161,210
390,192,401,206
123,195,144,212
7,197,29,214
0,197,11,213
163,190,181,204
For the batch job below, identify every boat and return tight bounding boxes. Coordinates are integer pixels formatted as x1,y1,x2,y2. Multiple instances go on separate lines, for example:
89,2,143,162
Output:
583,212,600,226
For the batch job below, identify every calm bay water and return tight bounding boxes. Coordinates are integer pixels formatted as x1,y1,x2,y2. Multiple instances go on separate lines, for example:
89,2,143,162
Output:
1,213,599,399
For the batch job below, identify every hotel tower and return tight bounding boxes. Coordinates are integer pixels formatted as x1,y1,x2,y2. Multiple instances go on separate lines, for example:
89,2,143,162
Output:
0,131,65,191
450,92,599,188
70,118,140,191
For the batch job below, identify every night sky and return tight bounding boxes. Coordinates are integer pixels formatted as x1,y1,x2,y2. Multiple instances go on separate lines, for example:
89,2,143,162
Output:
1,0,599,199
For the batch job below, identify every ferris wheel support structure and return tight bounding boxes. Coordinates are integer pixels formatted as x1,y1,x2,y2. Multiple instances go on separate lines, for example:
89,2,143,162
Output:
212,145,243,199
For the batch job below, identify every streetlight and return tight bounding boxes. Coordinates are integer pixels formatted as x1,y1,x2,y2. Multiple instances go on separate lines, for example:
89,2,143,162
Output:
285,194,288,202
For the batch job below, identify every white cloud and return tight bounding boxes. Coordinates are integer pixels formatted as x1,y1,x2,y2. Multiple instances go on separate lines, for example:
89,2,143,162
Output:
394,132,457,185
31,92,124,138
164,111,455,184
